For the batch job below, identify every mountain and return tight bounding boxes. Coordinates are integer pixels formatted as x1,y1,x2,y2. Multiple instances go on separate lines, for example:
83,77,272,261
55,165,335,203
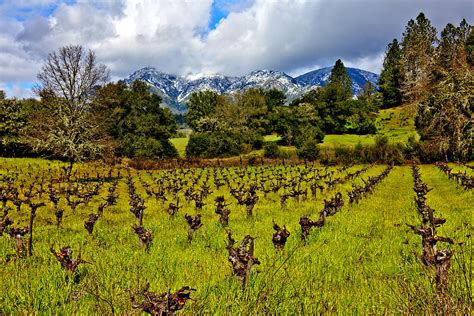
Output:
124,66,379,113
295,67,380,95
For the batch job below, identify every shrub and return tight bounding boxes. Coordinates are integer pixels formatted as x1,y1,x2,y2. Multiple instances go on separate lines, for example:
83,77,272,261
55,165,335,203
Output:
121,135,178,159
252,134,265,150
185,133,211,158
297,139,320,161
239,143,253,154
263,142,281,158
185,131,241,158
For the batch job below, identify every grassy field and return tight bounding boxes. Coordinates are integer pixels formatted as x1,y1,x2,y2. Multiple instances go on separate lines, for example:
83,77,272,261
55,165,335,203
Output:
0,158,471,314
170,105,419,158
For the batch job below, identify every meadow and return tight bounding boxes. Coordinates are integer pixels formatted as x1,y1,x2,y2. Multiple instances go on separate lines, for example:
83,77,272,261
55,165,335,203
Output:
170,105,421,159
0,157,472,314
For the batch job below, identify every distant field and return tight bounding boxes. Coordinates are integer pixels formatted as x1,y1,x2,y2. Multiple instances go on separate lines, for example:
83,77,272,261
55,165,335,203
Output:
170,136,189,157
320,105,419,149
171,105,419,158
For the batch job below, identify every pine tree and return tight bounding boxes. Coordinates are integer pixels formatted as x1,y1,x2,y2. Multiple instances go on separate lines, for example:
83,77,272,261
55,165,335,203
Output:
328,59,352,99
379,39,404,107
436,22,469,72
463,22,474,66
401,12,437,100
415,19,473,161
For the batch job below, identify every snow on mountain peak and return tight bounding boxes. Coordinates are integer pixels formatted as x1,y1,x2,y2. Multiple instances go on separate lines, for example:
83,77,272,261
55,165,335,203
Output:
124,67,379,113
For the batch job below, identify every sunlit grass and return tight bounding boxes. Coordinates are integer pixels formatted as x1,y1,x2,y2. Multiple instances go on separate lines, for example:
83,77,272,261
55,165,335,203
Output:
0,158,471,314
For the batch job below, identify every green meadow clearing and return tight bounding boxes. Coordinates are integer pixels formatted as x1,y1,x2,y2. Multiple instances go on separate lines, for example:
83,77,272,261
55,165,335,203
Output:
171,105,420,158
0,158,471,314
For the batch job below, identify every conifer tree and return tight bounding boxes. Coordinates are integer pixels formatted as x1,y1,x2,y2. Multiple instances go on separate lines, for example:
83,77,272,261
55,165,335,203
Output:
328,59,352,99
401,12,437,100
415,19,473,161
379,39,404,107
436,22,469,72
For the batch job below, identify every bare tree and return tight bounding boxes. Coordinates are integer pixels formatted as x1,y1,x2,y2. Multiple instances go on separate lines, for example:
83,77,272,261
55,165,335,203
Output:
26,45,112,172
36,45,109,111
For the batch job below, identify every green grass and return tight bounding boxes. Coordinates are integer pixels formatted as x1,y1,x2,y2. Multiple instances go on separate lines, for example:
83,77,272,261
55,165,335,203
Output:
170,137,189,158
0,158,471,314
320,105,419,149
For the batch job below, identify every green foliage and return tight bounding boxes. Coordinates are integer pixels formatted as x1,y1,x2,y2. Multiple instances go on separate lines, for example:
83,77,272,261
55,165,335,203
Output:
263,88,286,111
185,131,241,158
185,90,222,131
342,99,378,134
263,142,281,158
275,103,325,146
436,22,468,71
0,98,39,156
184,88,279,158
296,139,320,160
379,39,404,107
95,80,178,159
328,59,352,99
466,26,474,66
314,85,378,134
121,134,177,160
415,70,473,161
401,17,474,161
401,12,437,100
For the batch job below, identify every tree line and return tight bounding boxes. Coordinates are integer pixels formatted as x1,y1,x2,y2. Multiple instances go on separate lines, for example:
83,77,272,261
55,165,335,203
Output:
1,50,378,162
0,12,472,164
379,13,472,160
185,59,379,159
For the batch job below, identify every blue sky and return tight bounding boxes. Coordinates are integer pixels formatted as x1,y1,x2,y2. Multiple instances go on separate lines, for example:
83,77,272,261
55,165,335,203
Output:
0,0,472,98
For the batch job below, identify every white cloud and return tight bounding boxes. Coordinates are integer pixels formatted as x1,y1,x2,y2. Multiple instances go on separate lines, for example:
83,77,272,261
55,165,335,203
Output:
0,0,473,97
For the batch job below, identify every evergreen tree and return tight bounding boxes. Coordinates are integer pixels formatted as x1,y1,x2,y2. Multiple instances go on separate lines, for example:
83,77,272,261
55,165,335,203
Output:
401,12,437,100
328,59,352,98
436,22,468,72
94,80,178,159
415,19,473,161
379,39,404,107
463,22,474,66
0,97,40,156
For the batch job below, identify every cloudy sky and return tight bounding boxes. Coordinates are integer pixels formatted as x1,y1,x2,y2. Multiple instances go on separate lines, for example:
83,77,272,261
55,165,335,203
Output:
0,0,472,98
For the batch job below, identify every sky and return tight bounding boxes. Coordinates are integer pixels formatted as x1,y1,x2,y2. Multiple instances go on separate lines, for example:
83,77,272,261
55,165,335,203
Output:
0,0,472,98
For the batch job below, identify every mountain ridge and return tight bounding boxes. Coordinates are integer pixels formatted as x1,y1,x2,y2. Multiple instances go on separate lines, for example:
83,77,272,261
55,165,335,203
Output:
124,66,379,113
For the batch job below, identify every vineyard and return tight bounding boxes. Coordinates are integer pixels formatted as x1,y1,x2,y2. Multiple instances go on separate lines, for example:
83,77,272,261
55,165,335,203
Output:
0,158,472,314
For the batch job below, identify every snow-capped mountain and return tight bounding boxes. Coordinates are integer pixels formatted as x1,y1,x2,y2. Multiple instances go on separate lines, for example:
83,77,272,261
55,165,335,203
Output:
226,70,309,100
124,66,379,113
295,67,379,95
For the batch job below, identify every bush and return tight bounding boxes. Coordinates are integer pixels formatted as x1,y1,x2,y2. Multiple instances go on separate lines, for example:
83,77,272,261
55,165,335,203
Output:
120,135,178,159
294,126,325,148
252,134,265,150
185,133,211,158
239,143,253,154
185,131,241,158
297,139,320,161
263,142,281,158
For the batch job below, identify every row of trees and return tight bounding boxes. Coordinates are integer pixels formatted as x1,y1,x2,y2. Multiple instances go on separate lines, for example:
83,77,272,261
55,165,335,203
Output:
379,13,472,160
185,59,379,158
1,45,178,167
2,54,379,162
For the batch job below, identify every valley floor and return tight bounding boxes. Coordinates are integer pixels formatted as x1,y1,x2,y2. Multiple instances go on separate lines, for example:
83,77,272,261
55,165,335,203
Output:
0,158,472,314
